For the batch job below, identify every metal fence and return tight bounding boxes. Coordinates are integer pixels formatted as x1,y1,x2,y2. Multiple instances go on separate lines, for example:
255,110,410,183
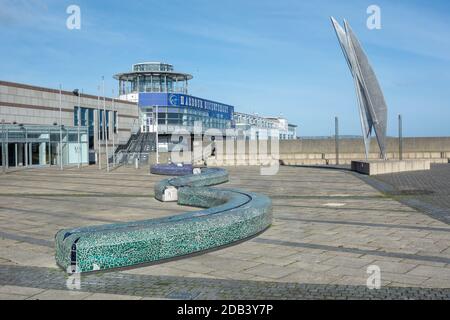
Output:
111,150,151,169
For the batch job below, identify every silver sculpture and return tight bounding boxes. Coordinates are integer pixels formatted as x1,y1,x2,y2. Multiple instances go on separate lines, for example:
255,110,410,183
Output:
331,17,388,159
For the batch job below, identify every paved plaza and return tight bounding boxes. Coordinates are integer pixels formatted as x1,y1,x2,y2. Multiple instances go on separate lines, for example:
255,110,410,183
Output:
1,165,450,299
373,164,450,224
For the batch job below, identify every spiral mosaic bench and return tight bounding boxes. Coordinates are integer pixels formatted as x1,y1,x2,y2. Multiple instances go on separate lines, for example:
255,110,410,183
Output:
150,163,194,176
55,168,272,273
154,168,230,201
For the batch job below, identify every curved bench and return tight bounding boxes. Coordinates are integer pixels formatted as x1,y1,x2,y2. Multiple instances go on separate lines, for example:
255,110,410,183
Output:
150,163,194,176
155,168,229,202
55,168,272,273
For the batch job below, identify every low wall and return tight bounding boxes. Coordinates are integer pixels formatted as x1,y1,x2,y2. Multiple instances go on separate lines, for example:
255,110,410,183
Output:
137,137,450,167
351,160,432,175
281,137,450,154
278,137,450,166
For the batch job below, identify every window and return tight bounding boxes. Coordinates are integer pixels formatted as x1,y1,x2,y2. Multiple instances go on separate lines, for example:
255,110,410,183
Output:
81,108,87,126
74,106,79,126
99,109,103,140
88,109,94,149
113,111,118,134
106,110,110,140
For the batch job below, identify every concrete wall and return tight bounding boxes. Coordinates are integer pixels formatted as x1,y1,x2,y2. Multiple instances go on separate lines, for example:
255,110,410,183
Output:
279,137,450,165
280,137,450,154
162,137,450,167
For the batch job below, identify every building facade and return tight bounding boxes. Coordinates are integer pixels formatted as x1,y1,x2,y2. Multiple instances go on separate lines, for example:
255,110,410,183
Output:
234,112,297,140
1,62,297,170
114,62,234,151
114,62,297,142
0,81,138,169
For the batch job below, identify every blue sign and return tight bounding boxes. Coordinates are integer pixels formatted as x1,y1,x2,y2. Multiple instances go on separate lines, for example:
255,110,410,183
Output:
139,93,168,106
139,93,234,120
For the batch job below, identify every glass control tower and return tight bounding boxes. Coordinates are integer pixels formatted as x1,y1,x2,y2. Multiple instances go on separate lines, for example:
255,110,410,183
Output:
114,62,234,137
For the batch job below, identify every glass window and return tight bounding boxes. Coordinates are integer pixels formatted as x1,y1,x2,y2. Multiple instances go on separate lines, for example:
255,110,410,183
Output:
68,133,78,142
98,110,103,140
167,113,179,119
106,110,110,140
74,106,79,126
113,111,118,134
81,108,87,126
88,109,94,149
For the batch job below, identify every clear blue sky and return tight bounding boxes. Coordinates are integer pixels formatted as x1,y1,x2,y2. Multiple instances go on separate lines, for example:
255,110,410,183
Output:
1,0,449,137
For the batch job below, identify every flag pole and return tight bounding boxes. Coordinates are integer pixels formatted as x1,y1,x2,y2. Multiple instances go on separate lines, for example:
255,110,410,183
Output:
103,76,109,172
59,84,63,171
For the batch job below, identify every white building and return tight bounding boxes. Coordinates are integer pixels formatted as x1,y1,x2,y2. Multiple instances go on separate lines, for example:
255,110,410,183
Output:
233,112,297,140
265,117,298,140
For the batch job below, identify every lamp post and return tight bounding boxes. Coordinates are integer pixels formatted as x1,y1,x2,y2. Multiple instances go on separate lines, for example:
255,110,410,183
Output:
97,85,101,170
73,89,81,169
19,124,25,167
155,105,159,164
1,119,5,173
112,89,115,166
335,116,339,166
59,85,63,170
399,114,403,161
24,126,28,168
102,76,109,172
80,89,83,168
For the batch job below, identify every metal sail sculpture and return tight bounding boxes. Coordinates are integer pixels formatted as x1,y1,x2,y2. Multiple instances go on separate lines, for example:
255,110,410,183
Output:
331,17,388,159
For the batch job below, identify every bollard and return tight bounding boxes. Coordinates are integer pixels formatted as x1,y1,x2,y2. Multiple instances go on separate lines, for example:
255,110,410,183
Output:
335,116,339,165
398,114,403,161
135,158,139,169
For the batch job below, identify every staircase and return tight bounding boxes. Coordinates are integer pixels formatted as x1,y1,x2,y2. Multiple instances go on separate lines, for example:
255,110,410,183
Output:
111,131,157,166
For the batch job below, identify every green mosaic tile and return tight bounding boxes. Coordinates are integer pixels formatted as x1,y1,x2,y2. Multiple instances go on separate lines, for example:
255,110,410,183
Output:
55,168,272,273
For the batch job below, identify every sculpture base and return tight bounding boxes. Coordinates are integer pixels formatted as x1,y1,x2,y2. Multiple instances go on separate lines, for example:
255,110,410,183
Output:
351,160,431,176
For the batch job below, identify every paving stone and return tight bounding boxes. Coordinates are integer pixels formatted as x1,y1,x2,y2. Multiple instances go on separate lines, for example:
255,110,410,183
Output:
84,293,142,300
380,272,429,286
253,255,300,267
0,293,27,300
0,285,45,296
374,164,450,224
288,261,336,272
243,264,298,279
207,270,262,281
407,265,450,280
279,271,340,285
28,289,93,300
370,261,418,274
321,256,375,269
420,278,450,289
1,165,450,298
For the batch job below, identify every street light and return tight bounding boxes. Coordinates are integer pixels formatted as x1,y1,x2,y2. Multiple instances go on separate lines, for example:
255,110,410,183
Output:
1,119,5,173
112,89,116,167
155,105,159,164
59,85,63,171
73,89,82,169
102,76,109,172
97,85,101,170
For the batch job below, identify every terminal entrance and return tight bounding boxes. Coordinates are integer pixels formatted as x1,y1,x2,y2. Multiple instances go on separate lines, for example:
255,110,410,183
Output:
1,124,88,170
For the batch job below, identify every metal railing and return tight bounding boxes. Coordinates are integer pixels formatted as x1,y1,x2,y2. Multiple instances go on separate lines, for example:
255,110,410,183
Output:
112,150,151,169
